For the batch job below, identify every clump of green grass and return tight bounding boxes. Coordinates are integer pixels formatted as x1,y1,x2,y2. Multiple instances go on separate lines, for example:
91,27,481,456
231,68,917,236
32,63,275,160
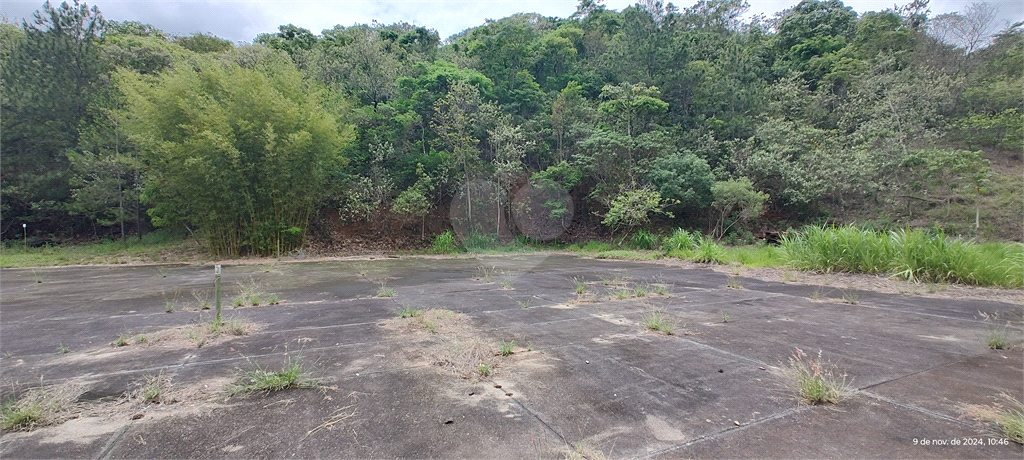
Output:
0,382,83,431
613,289,632,300
726,276,742,289
501,280,513,290
131,373,172,404
633,285,649,297
499,340,516,357
630,229,659,250
960,393,1024,444
782,226,1023,288
113,332,131,347
653,285,668,296
720,311,731,323
693,236,726,264
209,318,250,336
230,356,320,395
978,311,1014,350
662,228,698,253
432,230,459,254
56,343,70,354
783,348,852,405
643,311,674,335
192,290,211,310
399,306,423,318
231,277,277,307
477,363,493,377
572,277,587,295
377,281,396,298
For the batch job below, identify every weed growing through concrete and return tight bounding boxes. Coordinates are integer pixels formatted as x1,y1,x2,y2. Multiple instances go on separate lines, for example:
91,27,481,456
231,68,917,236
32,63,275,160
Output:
572,277,587,294
960,393,1024,444
721,311,731,323
500,340,516,356
810,287,826,300
424,320,438,333
643,311,674,335
192,290,211,310
501,280,513,290
130,373,173,404
0,382,84,431
164,301,175,313
476,266,496,283
653,285,668,296
478,363,493,377
516,299,531,309
266,293,280,305
232,276,273,307
726,276,742,289
784,348,852,405
399,307,423,318
842,291,860,305
376,281,396,298
135,334,147,344
230,356,320,395
56,343,70,354
31,269,42,284
113,332,131,347
634,285,649,297
978,311,1014,350
613,289,631,300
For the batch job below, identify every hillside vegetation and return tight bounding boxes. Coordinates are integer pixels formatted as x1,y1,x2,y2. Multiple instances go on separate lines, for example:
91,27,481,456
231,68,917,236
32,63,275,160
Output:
2,0,1021,257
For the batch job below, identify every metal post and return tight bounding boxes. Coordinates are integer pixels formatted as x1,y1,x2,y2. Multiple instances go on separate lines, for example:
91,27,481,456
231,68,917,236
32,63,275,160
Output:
22,224,27,250
214,264,222,324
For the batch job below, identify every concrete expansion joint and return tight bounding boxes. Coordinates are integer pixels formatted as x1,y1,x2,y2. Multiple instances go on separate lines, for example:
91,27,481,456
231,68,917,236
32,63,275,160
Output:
858,390,977,428
633,406,806,459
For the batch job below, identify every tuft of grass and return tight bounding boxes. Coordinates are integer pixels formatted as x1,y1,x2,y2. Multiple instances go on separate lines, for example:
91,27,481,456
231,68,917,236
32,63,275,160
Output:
726,276,742,289
613,289,631,300
501,280,513,290
499,340,516,357
164,301,175,313
376,282,396,298
113,333,131,347
572,277,587,295
192,290,211,310
960,393,1024,444
266,293,280,305
399,307,423,318
31,269,43,283
132,373,172,404
693,236,726,264
630,229,659,250
720,311,731,323
841,291,860,305
209,318,250,336
0,382,83,431
516,299,531,309
662,228,698,252
56,343,70,354
783,348,852,405
230,356,320,395
477,363,493,377
432,230,459,254
424,320,438,333
653,285,668,296
643,311,674,335
633,285,649,297
232,276,274,307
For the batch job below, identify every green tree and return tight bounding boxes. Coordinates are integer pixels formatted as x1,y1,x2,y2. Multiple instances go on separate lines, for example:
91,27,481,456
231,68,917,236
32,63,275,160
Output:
710,178,768,237
117,54,353,255
602,188,672,237
1,0,107,236
646,151,714,212
598,82,669,137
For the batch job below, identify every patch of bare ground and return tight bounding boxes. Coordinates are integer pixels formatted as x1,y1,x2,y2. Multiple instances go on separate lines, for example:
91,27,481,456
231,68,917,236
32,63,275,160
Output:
380,309,521,380
108,320,263,351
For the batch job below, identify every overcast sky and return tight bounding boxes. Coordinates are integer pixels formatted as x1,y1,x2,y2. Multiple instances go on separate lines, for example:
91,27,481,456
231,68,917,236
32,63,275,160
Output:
1,0,1021,43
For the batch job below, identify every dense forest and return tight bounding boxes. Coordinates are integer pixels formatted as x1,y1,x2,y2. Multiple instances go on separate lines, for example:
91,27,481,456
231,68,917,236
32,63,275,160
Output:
2,0,1021,256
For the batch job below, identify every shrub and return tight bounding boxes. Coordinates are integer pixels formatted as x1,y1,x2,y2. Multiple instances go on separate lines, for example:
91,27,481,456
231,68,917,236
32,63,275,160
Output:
630,229,659,250
662,228,698,252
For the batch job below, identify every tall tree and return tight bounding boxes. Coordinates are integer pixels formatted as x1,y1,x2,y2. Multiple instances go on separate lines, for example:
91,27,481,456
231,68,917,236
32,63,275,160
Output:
1,0,106,237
